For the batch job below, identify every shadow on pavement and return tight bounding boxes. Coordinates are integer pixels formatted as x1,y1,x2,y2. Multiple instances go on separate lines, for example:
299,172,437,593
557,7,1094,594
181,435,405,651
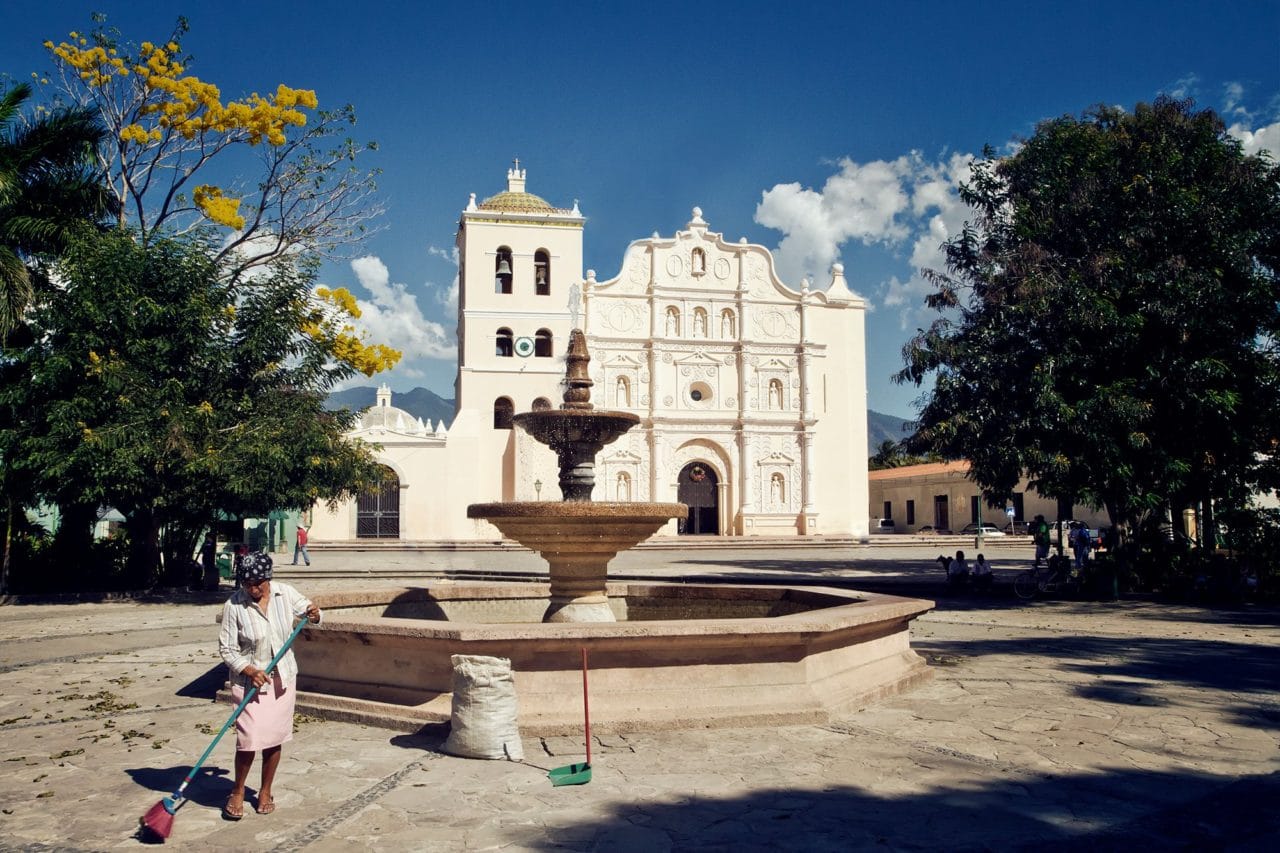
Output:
916,633,1280,719
517,767,1280,851
175,664,228,700
124,765,232,808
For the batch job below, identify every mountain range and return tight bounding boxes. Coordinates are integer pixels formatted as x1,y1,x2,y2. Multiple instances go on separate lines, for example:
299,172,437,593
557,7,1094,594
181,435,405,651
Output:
328,386,915,447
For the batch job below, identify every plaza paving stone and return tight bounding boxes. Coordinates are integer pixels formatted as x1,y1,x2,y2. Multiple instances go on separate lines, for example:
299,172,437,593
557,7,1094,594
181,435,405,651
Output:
0,544,1276,851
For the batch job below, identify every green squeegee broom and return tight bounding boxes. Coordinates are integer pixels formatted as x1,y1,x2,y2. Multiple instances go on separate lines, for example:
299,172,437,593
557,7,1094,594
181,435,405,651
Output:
140,615,311,841
548,647,592,786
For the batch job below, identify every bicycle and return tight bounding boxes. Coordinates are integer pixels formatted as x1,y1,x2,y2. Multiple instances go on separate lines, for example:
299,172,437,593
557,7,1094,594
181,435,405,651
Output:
1014,555,1085,600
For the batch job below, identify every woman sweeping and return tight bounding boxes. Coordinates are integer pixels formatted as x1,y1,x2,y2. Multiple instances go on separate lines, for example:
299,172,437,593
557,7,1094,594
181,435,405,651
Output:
217,552,321,820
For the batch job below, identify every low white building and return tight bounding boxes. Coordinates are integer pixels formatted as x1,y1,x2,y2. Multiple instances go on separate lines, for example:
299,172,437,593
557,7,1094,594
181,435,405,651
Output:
311,166,870,542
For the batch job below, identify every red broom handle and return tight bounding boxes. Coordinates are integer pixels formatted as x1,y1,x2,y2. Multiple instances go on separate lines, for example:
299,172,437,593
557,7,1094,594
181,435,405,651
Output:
581,647,591,766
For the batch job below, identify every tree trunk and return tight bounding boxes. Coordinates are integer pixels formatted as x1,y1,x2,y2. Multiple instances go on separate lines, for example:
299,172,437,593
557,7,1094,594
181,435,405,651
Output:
1,499,12,597
124,509,163,587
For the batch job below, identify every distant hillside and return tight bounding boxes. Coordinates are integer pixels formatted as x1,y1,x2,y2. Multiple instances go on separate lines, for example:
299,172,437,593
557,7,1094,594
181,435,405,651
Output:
868,409,916,447
327,386,455,427
329,387,914,447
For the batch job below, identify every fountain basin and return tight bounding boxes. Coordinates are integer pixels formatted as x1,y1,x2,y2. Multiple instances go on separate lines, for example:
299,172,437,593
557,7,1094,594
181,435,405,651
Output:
290,582,934,735
467,501,686,622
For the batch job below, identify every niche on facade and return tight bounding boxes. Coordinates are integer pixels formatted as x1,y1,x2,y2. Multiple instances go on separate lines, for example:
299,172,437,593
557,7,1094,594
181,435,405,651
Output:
496,327,514,357
758,451,797,511
691,247,707,277
495,246,513,294
535,328,553,357
534,249,551,295
605,356,641,409
601,450,644,502
665,306,681,337
693,306,708,338
493,397,514,429
757,363,792,412
720,308,736,339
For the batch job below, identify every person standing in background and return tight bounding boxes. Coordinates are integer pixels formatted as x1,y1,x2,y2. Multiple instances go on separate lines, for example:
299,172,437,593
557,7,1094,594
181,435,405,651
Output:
292,525,310,566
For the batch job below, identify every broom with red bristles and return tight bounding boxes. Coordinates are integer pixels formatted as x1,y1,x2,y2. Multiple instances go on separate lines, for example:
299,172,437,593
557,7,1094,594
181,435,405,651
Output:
140,615,311,841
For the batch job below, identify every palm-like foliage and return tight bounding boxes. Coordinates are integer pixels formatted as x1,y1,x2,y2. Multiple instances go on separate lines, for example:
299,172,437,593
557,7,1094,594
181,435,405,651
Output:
0,82,116,338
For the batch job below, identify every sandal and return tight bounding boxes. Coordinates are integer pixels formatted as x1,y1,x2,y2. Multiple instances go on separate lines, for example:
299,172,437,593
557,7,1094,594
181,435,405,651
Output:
255,795,275,815
222,793,245,821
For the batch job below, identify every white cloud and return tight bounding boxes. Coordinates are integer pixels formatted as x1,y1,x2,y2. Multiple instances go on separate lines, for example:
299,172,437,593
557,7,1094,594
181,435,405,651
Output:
757,151,976,327
1228,119,1280,159
344,256,456,360
755,155,916,285
427,246,459,313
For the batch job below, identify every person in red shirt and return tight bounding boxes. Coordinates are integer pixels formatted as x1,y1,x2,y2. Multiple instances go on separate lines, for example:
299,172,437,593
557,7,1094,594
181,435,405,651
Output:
292,525,310,566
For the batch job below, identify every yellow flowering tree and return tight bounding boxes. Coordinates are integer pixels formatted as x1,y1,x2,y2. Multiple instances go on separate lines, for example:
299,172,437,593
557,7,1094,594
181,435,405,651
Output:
43,15,382,274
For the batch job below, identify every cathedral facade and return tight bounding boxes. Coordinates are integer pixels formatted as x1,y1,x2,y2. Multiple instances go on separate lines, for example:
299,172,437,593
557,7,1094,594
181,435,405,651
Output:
310,167,870,541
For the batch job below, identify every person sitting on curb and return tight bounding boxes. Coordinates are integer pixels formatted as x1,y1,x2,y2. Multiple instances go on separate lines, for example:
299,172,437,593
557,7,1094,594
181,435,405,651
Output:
939,550,969,589
972,553,994,591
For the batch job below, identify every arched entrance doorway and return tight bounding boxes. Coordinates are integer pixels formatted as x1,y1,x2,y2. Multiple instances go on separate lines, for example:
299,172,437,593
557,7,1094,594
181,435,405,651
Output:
677,462,719,535
357,466,401,538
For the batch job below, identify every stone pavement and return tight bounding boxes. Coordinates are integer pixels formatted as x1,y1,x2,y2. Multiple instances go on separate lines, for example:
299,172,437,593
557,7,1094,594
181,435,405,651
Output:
0,545,1277,851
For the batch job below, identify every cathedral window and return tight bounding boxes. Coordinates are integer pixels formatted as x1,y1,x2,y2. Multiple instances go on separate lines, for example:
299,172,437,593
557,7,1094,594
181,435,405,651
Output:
535,328,553,357
531,396,552,411
495,246,513,294
493,397,514,429
496,327,514,357
535,249,551,296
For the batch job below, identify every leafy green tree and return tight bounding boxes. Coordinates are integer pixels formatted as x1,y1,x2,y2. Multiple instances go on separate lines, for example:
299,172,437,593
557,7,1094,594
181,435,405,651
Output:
4,228,386,586
898,97,1280,540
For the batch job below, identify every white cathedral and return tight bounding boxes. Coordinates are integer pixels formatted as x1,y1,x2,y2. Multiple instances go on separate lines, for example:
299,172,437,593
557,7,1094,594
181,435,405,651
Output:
309,166,871,541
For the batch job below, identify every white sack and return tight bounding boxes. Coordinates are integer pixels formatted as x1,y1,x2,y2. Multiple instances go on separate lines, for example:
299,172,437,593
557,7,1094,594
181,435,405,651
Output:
441,654,524,761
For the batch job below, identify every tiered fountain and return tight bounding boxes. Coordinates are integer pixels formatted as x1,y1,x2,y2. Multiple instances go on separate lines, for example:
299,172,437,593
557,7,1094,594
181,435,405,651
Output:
287,332,935,734
466,329,685,622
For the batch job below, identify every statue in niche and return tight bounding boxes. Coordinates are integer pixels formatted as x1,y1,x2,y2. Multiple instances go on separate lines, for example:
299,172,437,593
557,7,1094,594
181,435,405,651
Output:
768,379,783,410
721,309,735,338
694,309,706,338
617,472,631,501
665,307,680,337
771,472,785,507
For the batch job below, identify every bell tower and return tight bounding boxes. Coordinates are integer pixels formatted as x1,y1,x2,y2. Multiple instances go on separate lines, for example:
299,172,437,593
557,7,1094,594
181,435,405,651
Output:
454,163,585,418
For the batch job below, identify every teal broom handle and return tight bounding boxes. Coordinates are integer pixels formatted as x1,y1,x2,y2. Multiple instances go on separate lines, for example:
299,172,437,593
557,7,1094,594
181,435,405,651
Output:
171,615,312,798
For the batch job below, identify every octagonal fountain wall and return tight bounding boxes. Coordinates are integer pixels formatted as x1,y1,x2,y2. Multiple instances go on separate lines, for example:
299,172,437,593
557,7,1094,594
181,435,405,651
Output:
287,330,934,734
292,582,933,735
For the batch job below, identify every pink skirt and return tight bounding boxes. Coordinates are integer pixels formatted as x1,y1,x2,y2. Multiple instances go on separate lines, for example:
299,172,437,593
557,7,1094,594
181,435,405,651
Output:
231,674,296,751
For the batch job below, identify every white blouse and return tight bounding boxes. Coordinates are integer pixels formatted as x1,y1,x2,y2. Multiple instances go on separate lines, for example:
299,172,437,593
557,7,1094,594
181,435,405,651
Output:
218,581,316,688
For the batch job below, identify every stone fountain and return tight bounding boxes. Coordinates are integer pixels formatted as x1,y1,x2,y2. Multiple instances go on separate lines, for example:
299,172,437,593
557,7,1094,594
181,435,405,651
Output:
280,331,935,734
467,329,685,622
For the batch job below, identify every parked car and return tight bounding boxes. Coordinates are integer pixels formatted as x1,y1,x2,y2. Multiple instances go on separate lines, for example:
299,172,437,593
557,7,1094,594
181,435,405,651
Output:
876,518,897,533
1004,520,1030,535
916,525,953,535
960,523,1006,537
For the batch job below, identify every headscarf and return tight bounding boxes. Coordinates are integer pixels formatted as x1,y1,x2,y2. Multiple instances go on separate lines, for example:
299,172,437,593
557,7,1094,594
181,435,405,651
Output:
240,551,273,584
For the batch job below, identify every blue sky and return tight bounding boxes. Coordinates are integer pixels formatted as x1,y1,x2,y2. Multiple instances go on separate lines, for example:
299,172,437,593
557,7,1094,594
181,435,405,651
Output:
6,1,1278,419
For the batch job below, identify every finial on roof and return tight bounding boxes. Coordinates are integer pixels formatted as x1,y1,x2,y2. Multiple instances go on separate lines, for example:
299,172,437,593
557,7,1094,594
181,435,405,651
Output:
507,158,526,192
571,198,581,216
466,192,477,211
